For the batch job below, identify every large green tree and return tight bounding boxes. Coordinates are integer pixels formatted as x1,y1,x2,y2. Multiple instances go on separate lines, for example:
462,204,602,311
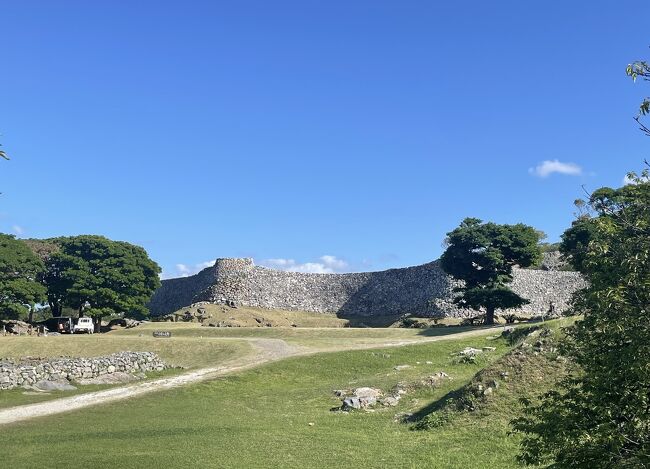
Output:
559,215,598,272
440,218,542,325
44,235,161,330
513,56,650,468
513,174,650,467
0,234,46,320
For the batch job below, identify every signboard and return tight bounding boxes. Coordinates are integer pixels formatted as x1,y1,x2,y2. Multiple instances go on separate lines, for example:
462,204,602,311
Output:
153,330,172,338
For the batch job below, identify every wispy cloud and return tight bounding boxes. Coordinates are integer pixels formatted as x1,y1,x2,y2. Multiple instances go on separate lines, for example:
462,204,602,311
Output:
258,255,349,274
161,259,216,279
162,255,351,279
529,160,582,178
12,225,24,236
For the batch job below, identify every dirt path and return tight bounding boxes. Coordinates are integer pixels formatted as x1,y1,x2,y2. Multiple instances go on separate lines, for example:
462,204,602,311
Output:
0,327,500,426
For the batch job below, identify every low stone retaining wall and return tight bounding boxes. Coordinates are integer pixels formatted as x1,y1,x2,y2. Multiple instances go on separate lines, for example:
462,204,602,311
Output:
0,351,167,390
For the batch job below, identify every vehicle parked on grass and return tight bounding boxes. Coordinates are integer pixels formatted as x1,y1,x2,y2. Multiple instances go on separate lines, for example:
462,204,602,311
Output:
42,317,74,334
73,317,95,334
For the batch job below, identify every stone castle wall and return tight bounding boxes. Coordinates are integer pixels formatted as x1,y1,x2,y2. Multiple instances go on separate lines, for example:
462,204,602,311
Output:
148,257,587,318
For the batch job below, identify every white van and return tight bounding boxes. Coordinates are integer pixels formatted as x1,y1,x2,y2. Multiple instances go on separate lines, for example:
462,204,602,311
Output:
73,317,95,334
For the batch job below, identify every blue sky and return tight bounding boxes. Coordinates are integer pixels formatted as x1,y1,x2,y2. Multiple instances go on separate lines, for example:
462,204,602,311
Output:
2,1,649,278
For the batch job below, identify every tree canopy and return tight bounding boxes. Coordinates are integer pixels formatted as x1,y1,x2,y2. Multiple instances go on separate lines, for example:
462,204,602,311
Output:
513,173,650,467
44,235,161,326
514,56,650,468
626,60,650,136
440,218,542,324
559,215,598,272
0,234,46,320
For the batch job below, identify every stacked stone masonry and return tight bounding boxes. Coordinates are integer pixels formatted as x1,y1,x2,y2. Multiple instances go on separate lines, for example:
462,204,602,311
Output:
0,352,167,390
148,257,587,318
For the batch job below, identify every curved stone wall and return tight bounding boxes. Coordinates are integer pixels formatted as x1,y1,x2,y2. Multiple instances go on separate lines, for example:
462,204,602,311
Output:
148,257,587,319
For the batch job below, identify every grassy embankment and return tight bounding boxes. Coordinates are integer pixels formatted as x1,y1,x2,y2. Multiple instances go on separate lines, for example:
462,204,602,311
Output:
0,319,571,468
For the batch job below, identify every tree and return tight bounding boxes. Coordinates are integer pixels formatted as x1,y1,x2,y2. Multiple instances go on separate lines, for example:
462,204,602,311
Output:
440,218,542,325
559,215,598,272
627,60,650,136
0,234,46,320
512,174,650,467
513,56,650,468
44,235,161,330
23,238,61,263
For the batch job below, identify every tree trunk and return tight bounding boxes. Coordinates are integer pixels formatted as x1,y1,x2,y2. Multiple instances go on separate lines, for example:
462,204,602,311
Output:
49,301,62,317
485,306,496,325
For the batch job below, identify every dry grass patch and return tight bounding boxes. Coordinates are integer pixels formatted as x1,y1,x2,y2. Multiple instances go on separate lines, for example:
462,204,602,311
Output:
0,334,251,369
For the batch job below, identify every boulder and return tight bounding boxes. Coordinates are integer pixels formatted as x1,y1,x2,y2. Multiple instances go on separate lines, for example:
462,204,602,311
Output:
458,347,483,357
33,380,77,391
353,387,381,399
379,396,400,407
1,320,31,335
420,372,451,387
341,387,382,411
342,397,361,410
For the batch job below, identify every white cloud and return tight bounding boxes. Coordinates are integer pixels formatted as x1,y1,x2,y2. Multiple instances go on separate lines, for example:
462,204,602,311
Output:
622,173,649,185
162,259,216,279
258,255,349,274
262,258,296,269
529,160,582,178
196,260,217,270
163,255,351,279
319,255,348,271
12,225,24,235
175,264,191,277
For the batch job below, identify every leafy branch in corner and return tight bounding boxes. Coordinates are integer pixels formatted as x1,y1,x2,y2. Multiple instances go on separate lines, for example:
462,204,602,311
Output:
626,60,650,136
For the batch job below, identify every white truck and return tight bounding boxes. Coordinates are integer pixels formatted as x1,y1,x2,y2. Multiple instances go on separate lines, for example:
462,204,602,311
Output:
73,317,95,334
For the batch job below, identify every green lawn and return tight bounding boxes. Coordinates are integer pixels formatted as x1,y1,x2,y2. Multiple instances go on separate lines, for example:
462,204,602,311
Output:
113,321,477,338
0,332,525,468
113,322,484,350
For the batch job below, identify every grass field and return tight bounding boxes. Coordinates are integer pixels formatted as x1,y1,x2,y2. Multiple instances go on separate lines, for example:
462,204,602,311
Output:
0,320,570,468
0,333,251,369
0,327,528,468
112,321,479,346
0,332,252,409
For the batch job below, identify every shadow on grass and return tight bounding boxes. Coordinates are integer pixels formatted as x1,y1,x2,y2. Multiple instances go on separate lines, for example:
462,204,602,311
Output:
415,325,490,337
405,386,467,425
